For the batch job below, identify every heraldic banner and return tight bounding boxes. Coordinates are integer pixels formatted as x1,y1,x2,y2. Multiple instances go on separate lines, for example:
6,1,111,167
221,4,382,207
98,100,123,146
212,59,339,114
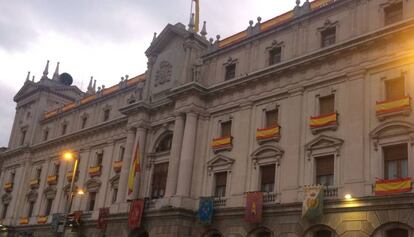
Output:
98,207,110,229
245,192,263,223
302,185,324,220
128,199,145,229
198,197,214,225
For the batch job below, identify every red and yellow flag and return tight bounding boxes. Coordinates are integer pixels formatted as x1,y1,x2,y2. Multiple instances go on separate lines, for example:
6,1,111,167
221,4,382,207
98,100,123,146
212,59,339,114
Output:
376,96,410,115
128,138,141,195
256,126,280,140
245,192,263,223
374,178,412,195
310,113,337,128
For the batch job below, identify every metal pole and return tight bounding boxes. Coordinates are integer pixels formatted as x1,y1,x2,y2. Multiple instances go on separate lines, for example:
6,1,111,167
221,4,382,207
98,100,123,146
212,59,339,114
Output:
62,156,78,235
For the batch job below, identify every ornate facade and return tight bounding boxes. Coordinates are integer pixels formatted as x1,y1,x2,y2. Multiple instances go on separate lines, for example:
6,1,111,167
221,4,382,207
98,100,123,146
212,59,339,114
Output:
2,0,414,236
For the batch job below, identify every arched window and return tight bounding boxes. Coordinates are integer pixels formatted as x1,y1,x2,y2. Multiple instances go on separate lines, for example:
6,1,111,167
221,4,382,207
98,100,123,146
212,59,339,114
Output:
155,133,173,152
387,228,408,237
257,230,271,237
314,230,332,237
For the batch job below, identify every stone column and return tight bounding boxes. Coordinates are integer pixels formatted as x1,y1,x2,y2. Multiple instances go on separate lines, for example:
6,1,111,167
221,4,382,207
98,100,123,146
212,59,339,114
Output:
176,112,198,197
165,114,185,197
129,127,147,200
116,127,136,203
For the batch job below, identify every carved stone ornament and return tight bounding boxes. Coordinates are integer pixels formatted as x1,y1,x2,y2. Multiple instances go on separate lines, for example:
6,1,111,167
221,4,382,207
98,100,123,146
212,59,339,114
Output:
27,190,38,202
44,186,57,199
2,193,12,204
370,121,414,151
85,178,102,192
154,61,172,87
109,174,120,189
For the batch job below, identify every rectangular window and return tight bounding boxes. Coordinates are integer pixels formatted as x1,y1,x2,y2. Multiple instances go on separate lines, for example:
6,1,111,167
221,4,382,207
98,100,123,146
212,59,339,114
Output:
118,146,125,161
112,188,118,204
385,77,405,101
28,201,35,217
321,27,336,48
81,117,87,129
220,121,232,137
260,165,275,193
214,172,227,197
385,2,403,25
96,152,104,166
151,163,169,199
45,199,53,216
10,172,15,183
225,64,236,81
384,144,408,179
20,130,27,145
319,95,335,115
269,47,282,66
61,124,67,135
316,155,334,186
103,109,110,122
43,130,49,141
88,192,96,211
2,204,8,219
36,168,42,179
265,109,278,128
54,163,60,176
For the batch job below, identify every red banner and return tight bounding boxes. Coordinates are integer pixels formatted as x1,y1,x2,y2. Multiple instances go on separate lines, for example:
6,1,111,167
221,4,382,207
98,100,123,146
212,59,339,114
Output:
128,199,145,229
245,192,263,223
98,208,110,229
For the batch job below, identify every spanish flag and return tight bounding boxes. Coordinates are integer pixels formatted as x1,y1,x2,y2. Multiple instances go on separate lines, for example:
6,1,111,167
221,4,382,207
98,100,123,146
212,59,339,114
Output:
128,138,141,195
374,178,412,195
309,113,337,128
194,0,200,32
376,96,411,115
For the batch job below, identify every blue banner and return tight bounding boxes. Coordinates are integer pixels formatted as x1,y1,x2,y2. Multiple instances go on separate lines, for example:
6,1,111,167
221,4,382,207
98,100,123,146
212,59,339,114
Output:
51,213,62,233
198,197,214,225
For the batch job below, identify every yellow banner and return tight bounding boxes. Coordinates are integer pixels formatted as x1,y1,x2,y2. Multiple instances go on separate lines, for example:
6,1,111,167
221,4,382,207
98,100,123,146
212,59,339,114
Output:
88,166,101,174
310,113,337,128
375,178,412,195
376,97,410,114
37,216,48,224
212,136,231,148
256,126,279,139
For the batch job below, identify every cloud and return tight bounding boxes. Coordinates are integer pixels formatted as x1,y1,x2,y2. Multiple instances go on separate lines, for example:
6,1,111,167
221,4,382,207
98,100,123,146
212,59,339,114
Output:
0,85,17,147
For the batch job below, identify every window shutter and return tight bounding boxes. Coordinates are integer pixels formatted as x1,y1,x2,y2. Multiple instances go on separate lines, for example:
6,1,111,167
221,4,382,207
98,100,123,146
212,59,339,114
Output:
316,155,334,176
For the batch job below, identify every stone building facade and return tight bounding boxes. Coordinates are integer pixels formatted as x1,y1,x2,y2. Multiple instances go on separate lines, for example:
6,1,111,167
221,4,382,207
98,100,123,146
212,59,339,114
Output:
2,0,414,236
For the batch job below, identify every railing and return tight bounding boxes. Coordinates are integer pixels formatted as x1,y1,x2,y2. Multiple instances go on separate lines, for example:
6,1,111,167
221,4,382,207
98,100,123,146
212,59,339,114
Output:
144,198,156,209
213,197,227,208
263,192,277,204
324,186,338,199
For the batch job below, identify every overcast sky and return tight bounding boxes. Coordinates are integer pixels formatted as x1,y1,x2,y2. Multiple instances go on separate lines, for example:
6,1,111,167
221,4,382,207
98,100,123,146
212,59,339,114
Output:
0,0,296,147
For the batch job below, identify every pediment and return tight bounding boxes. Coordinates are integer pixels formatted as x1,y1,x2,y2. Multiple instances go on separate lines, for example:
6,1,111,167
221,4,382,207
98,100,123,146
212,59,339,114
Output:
370,121,414,139
306,135,343,151
207,155,235,168
251,144,284,159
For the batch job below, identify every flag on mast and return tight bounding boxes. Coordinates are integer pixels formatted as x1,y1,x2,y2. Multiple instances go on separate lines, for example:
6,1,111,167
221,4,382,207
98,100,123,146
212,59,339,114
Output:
194,0,200,32
128,136,141,195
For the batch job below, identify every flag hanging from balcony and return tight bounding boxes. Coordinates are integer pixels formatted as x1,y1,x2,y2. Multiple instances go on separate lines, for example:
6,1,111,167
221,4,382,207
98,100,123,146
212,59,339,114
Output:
128,199,145,229
245,192,263,223
376,96,411,115
374,178,412,195
97,207,110,229
302,185,324,220
198,197,214,225
310,113,337,128
128,136,141,196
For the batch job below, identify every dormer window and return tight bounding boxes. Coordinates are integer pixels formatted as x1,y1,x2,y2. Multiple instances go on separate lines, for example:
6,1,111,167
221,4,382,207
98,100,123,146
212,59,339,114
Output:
385,2,403,25
225,64,236,81
269,47,281,66
321,27,336,48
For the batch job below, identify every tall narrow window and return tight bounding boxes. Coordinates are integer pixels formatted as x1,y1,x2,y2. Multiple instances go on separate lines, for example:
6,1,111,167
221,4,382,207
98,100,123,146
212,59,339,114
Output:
81,117,88,129
45,199,53,216
43,129,49,141
112,188,118,204
314,230,332,237
88,192,97,211
96,152,104,166
27,201,35,217
61,124,67,135
10,172,15,183
103,109,110,122
260,165,275,193
220,121,232,137
385,77,405,100
118,146,125,161
36,168,42,179
269,47,282,66
321,27,336,47
54,163,60,176
385,2,403,25
214,172,227,197
151,163,168,199
387,228,408,237
315,155,334,186
319,95,335,115
265,109,278,127
384,144,408,179
20,130,27,145
2,204,8,219
225,64,236,81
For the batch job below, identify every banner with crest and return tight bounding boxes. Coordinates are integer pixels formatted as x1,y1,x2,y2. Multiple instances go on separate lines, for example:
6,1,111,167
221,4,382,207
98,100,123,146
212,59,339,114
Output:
198,197,214,225
302,185,324,220
245,192,263,223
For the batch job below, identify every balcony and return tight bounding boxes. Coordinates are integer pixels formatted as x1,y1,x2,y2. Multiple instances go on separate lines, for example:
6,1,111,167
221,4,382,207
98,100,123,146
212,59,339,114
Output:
213,197,227,208
212,136,233,153
19,217,29,225
309,112,338,134
256,126,280,144
47,175,58,185
88,166,102,177
4,182,13,192
376,96,411,120
144,198,156,209
324,186,338,199
262,192,278,205
29,179,40,189
113,161,123,173
37,216,48,224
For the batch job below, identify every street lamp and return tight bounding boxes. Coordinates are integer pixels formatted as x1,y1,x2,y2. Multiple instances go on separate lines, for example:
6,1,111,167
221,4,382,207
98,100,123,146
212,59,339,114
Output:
62,150,79,234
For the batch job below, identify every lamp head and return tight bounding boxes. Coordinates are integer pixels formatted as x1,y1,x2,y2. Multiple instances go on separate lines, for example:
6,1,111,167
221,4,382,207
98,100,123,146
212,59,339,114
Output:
63,151,75,161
